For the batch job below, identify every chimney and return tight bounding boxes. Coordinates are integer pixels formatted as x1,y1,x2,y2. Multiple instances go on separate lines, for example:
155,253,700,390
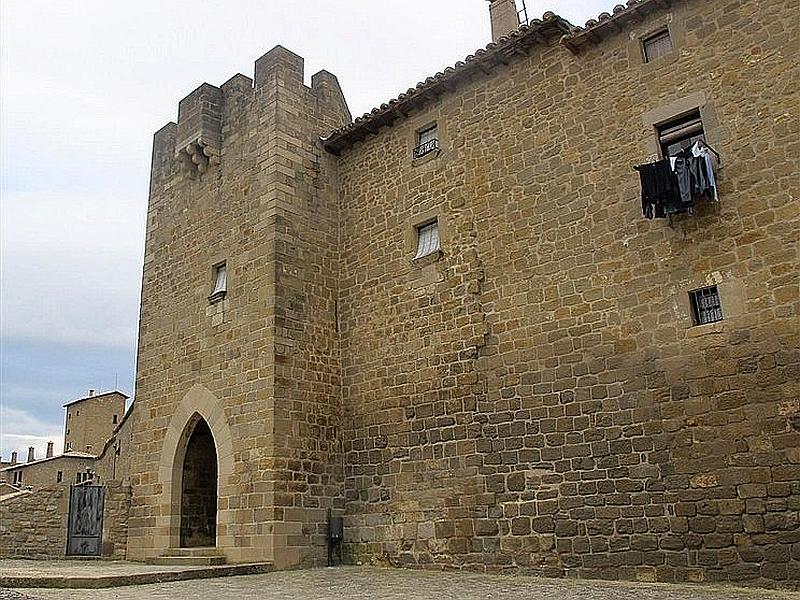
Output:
88,389,95,397
488,0,521,42
27,446,35,462
46,441,54,458
10,451,17,465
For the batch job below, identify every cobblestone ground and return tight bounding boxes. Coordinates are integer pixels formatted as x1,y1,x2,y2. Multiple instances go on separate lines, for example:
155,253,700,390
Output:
1,591,37,600
8,567,800,600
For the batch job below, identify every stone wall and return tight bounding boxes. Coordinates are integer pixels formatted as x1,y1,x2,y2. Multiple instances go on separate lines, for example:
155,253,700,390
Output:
102,481,131,559
0,483,130,559
94,406,136,484
334,0,799,589
64,392,127,455
0,487,68,558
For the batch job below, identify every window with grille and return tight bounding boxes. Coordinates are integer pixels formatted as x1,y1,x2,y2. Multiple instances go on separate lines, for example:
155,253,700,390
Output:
413,124,439,159
689,286,723,325
209,262,227,303
414,220,440,259
57,471,63,483
658,110,705,157
643,28,673,62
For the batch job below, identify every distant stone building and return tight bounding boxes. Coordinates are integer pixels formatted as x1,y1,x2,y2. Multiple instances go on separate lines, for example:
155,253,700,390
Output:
123,0,797,588
63,390,127,455
0,390,131,491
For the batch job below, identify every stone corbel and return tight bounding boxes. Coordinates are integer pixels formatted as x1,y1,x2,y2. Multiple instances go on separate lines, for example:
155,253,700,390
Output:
177,138,220,176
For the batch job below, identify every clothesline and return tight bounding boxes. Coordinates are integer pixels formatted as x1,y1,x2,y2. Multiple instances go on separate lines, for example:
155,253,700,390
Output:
631,140,721,171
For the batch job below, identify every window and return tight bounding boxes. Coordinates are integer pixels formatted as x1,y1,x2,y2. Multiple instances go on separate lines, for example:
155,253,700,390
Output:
113,414,118,424
413,124,439,159
66,442,72,451
57,471,63,483
209,263,227,303
414,220,440,259
642,28,672,62
658,110,704,158
690,286,723,326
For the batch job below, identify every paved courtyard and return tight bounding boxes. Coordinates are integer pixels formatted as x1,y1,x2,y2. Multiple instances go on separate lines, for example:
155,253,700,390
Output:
5,567,799,600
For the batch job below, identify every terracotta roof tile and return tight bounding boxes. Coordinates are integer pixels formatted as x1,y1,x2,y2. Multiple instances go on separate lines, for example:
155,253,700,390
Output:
322,0,671,154
323,13,573,154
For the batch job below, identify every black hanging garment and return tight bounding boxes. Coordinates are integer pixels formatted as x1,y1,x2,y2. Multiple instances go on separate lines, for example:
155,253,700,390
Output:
634,158,681,219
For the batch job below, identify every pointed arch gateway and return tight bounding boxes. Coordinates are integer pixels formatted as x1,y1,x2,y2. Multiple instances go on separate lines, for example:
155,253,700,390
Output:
158,384,235,552
179,416,217,546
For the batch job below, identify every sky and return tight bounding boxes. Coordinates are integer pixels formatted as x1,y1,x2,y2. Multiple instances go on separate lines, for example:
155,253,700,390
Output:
0,0,610,462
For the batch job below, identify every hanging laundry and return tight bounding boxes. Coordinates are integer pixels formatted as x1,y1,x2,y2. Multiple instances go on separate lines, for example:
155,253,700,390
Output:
692,141,719,202
634,142,719,219
634,158,681,219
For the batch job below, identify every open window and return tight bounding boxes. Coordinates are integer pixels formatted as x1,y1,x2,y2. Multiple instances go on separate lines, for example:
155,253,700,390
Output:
209,263,227,303
658,110,705,157
413,124,439,159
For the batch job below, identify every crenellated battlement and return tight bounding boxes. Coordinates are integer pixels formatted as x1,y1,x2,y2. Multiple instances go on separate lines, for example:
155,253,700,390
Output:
151,45,350,181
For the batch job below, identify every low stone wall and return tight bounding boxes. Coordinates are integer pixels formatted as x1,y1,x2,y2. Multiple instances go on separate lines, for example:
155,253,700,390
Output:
0,486,68,558
102,481,131,558
0,482,131,559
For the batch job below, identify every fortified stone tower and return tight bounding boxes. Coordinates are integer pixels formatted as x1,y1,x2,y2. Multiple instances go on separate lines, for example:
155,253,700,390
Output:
63,390,128,455
128,46,351,567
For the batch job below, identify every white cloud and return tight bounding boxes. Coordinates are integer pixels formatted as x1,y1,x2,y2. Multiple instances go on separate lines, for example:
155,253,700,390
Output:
0,190,144,349
0,406,64,462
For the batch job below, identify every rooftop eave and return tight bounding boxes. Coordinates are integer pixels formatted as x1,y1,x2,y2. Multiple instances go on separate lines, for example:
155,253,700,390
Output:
323,15,574,155
63,390,130,408
562,0,671,54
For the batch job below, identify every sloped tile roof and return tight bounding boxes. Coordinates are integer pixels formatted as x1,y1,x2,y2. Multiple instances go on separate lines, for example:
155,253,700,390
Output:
323,0,669,154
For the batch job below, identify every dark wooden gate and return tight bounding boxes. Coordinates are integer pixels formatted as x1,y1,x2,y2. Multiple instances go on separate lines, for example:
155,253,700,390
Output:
66,485,104,556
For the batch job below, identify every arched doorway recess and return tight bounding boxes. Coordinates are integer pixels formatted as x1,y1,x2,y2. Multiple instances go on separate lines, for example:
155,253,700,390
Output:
179,417,217,547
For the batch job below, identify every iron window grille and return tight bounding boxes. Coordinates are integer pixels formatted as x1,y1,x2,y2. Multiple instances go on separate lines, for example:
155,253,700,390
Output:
658,110,705,157
414,220,440,259
689,285,723,326
642,28,673,63
413,125,439,159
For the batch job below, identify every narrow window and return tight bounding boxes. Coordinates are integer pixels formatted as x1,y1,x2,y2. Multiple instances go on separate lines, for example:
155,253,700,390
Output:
414,220,441,259
66,442,72,451
209,263,227,303
76,473,82,483
76,410,80,416
689,285,723,325
113,414,118,424
643,28,672,62
57,471,63,483
413,124,439,159
658,110,704,157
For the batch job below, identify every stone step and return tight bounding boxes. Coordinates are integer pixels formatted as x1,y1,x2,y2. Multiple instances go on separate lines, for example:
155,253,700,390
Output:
162,547,225,558
146,549,227,566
